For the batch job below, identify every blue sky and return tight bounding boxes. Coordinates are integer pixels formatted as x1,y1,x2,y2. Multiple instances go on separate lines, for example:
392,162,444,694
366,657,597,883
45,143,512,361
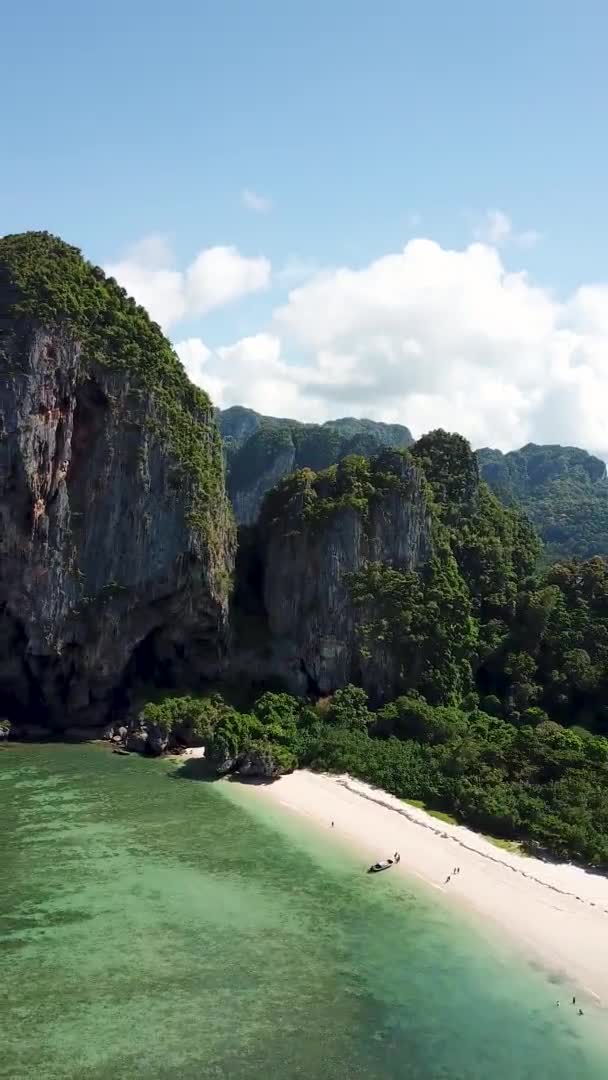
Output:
3,2,608,453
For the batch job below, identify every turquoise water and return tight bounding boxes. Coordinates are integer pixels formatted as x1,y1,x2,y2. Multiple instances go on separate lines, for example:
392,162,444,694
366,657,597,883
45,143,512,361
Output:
1,743,606,1079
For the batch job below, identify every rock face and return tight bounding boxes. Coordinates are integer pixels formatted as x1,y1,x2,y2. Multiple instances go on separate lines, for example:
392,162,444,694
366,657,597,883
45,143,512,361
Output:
237,745,292,779
0,233,235,734
233,444,297,527
259,451,433,698
125,718,169,755
219,406,413,525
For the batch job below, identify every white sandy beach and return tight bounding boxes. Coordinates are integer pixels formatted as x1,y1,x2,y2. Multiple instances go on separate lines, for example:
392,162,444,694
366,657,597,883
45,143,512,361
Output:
238,770,608,1007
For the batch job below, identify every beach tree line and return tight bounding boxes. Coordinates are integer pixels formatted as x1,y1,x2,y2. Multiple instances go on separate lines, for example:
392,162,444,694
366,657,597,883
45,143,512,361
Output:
143,685,608,868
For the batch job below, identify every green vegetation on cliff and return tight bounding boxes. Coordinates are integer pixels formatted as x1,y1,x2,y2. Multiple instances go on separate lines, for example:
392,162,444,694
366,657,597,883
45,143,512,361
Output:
260,432,608,738
260,449,422,528
486,556,608,732
0,231,230,551
347,554,476,705
207,429,608,864
260,434,541,707
477,443,608,561
220,404,608,562
218,405,412,518
114,421,608,865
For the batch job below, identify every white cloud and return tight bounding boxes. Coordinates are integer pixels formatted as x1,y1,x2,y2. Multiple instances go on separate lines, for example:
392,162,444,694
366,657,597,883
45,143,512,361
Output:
276,255,321,286
475,209,541,250
176,236,608,460
105,236,271,331
241,188,273,213
174,333,324,420
174,338,225,405
185,246,271,316
516,228,542,250
108,228,608,460
105,254,186,331
125,233,175,269
478,209,512,246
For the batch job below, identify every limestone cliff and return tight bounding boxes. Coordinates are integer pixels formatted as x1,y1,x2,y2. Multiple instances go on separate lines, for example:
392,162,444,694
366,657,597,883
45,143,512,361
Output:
219,406,413,525
0,232,235,735
257,451,434,700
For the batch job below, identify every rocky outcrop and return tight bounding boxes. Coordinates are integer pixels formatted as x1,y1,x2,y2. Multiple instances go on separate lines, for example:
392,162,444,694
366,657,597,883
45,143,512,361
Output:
259,452,433,699
237,744,293,779
207,748,236,774
202,741,292,777
0,233,235,734
125,718,169,755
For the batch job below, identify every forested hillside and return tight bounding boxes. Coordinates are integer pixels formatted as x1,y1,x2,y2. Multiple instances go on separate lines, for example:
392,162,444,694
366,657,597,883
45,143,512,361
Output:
478,443,608,560
135,432,608,867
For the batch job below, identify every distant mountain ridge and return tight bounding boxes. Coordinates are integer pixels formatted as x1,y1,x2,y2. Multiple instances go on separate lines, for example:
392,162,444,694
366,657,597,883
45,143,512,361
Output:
219,408,608,559
477,443,608,561
218,406,413,524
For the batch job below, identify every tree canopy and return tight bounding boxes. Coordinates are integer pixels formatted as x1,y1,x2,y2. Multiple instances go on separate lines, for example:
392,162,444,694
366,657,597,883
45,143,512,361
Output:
148,683,608,868
478,443,608,561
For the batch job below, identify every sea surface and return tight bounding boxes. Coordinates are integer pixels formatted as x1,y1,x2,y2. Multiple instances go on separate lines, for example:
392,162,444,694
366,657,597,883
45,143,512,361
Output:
1,743,606,1080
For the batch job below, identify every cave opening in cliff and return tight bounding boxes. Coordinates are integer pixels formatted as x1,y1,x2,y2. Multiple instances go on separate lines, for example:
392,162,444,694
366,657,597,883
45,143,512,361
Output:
120,627,180,705
128,629,162,683
0,612,50,728
299,659,321,697
233,526,266,616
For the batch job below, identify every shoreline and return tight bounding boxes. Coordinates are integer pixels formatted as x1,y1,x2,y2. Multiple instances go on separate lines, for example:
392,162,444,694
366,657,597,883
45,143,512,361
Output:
231,769,608,1009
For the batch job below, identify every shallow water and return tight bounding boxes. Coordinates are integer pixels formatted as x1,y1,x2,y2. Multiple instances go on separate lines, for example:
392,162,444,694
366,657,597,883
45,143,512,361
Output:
1,743,606,1079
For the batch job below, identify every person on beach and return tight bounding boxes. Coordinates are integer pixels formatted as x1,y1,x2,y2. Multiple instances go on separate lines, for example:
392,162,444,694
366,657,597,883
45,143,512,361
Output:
331,821,334,827
572,996,576,1005
445,875,451,884
578,1009,584,1016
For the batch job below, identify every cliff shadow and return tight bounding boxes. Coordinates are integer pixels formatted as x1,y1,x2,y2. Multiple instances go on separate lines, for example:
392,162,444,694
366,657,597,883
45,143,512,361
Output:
171,757,216,782
171,759,275,787
223,773,275,786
